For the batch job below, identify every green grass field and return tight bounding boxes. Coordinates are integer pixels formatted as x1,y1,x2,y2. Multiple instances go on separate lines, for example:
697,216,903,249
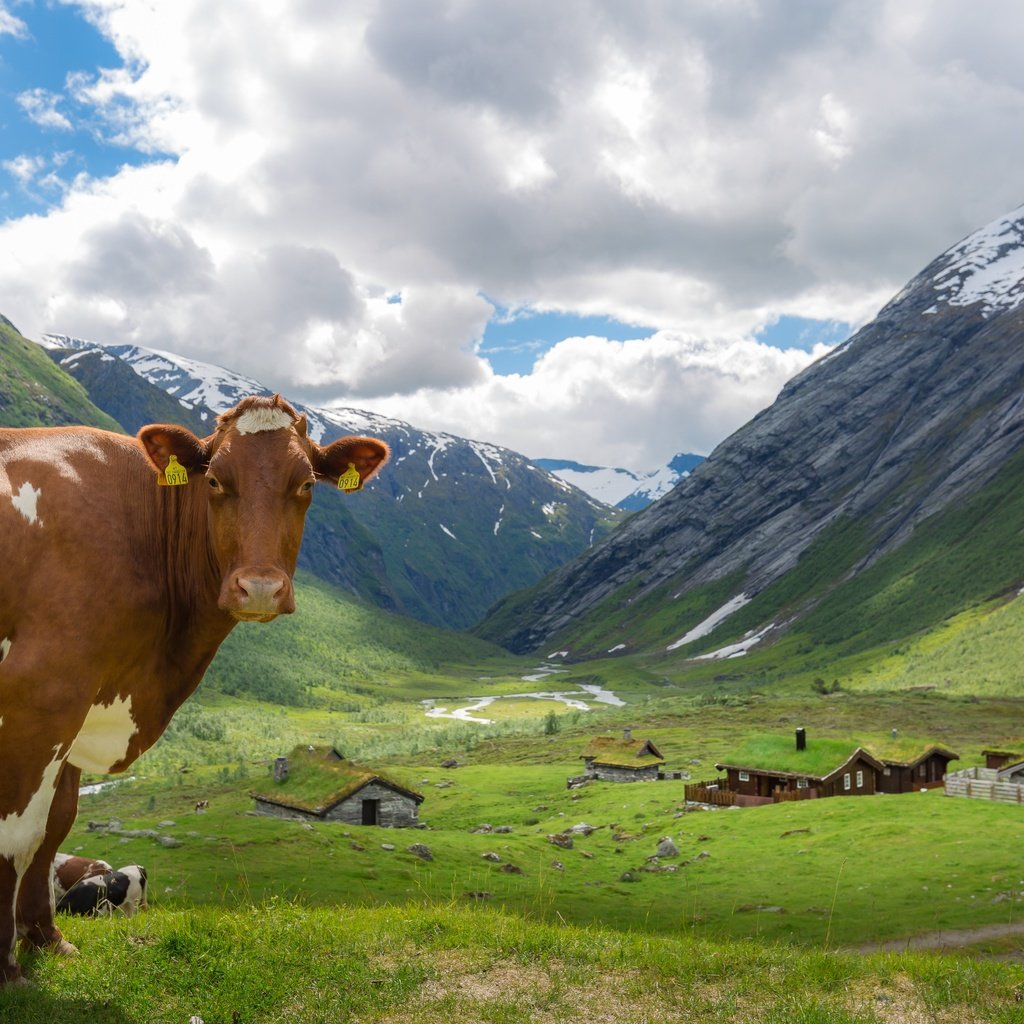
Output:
7,903,1024,1024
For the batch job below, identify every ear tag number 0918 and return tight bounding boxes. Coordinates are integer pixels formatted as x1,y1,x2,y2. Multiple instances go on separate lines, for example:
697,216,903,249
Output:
338,463,362,493
160,454,189,487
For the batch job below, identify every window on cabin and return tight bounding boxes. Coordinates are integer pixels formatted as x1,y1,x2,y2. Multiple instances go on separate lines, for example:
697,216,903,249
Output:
738,771,750,782
843,773,851,791
856,770,864,788
797,778,808,789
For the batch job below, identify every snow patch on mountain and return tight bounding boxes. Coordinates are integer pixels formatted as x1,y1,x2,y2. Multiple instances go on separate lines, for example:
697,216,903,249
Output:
931,205,1024,317
667,593,751,652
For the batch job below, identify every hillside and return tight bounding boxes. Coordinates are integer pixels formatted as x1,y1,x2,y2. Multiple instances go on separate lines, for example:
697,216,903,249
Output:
41,334,622,629
477,203,1024,664
0,317,121,430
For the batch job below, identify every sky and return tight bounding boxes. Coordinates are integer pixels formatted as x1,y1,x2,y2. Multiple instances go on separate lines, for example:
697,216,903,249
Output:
2,2,1024,471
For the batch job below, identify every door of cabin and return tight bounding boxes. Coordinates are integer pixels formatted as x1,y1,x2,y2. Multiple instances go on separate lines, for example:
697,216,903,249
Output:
362,799,380,825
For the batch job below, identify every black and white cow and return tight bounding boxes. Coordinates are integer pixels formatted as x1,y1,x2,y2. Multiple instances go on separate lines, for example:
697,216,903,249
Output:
56,865,148,917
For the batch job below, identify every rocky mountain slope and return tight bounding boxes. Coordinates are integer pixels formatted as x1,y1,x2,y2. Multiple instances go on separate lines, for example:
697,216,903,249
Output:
534,453,704,511
478,203,1024,658
40,335,621,629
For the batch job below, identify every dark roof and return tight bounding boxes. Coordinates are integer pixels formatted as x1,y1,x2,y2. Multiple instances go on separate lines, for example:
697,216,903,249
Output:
251,745,424,815
581,735,664,768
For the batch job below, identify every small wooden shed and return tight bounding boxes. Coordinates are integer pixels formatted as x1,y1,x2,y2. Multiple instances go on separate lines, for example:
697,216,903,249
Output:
580,728,664,782
251,746,424,828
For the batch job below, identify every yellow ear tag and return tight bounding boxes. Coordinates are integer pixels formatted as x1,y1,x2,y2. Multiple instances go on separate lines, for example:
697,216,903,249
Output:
160,454,189,487
338,462,362,493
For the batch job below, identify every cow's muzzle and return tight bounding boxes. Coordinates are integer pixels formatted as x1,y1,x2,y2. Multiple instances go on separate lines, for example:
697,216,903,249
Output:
222,569,295,621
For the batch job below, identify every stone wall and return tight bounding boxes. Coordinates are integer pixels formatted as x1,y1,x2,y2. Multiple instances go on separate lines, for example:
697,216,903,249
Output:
589,764,660,783
323,782,421,827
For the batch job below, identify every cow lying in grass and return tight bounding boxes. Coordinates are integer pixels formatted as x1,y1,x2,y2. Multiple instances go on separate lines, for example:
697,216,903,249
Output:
0,394,389,985
56,865,148,918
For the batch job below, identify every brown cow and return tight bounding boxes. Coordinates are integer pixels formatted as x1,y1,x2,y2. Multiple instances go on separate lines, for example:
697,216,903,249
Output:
0,394,388,984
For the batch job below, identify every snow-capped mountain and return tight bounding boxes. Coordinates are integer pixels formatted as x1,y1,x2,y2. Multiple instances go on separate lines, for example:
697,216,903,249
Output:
533,453,704,511
39,333,623,630
479,202,1024,657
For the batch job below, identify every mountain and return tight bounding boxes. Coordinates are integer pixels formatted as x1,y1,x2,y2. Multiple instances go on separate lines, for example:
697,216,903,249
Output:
40,334,622,630
477,203,1024,661
0,317,121,430
533,452,704,511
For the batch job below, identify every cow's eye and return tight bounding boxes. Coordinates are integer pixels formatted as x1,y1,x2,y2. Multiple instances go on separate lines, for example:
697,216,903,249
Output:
300,480,315,494
208,476,222,491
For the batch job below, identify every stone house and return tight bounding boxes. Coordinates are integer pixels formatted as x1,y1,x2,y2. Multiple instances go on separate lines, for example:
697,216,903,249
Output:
251,746,424,827
579,728,665,782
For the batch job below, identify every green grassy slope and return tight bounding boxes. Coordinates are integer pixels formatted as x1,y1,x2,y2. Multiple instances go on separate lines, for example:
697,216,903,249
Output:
0,317,123,429
8,903,1019,1024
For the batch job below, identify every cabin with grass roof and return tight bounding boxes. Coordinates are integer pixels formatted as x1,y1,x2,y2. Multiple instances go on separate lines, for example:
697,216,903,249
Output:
712,732,885,806
579,728,665,782
871,741,959,793
251,746,424,827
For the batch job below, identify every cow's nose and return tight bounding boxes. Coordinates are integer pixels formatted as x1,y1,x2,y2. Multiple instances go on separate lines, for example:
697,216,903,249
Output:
228,570,295,618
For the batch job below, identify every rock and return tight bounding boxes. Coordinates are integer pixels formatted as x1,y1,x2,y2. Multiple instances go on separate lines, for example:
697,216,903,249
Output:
735,904,786,914
500,863,523,875
493,825,513,833
157,836,183,848
481,852,502,863
551,860,564,871
350,841,365,851
780,828,812,838
407,843,433,861
656,837,679,858
464,891,492,900
435,781,454,789
471,824,493,833
441,758,459,769
580,850,593,859
381,843,396,851
158,820,176,828
570,822,596,835
619,870,641,883
547,833,573,849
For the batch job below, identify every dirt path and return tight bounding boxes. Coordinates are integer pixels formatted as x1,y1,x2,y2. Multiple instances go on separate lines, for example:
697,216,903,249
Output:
850,921,1024,955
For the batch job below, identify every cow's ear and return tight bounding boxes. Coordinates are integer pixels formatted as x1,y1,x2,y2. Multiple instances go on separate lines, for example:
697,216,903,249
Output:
311,436,390,492
137,425,209,479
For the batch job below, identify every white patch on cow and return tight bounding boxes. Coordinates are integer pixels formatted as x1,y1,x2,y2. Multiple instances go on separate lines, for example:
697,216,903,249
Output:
67,696,138,774
117,864,148,915
234,407,294,434
0,637,10,663
0,749,63,873
11,482,42,525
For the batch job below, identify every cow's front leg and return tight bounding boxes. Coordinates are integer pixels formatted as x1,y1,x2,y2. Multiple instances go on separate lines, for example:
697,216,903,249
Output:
17,761,80,955
0,743,66,985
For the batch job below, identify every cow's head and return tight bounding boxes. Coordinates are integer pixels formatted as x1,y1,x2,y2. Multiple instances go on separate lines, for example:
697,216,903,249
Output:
138,395,389,621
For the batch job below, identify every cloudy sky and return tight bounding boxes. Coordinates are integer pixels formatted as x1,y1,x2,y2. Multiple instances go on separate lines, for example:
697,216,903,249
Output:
2,1,1023,471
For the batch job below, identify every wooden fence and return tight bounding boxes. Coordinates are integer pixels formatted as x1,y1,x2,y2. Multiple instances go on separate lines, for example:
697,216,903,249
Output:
685,780,736,806
945,766,1024,805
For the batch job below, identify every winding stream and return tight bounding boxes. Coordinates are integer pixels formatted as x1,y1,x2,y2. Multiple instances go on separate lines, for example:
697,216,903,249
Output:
420,665,625,724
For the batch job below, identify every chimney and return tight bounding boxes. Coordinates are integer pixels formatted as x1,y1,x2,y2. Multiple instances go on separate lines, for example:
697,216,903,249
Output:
623,727,633,743
795,728,806,751
273,756,289,783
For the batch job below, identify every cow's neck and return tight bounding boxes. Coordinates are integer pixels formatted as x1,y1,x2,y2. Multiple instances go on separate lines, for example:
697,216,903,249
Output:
145,474,236,675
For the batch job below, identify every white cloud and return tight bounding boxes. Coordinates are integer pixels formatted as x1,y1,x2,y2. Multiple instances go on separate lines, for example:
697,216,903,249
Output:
17,88,73,131
3,0,1024,468
348,331,824,469
0,3,26,38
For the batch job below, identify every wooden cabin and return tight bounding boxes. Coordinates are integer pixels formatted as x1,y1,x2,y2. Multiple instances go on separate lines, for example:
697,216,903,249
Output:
875,745,959,793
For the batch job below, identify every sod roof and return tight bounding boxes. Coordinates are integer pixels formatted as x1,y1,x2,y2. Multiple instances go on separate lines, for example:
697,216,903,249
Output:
714,734,958,778
251,746,423,815
581,735,664,768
